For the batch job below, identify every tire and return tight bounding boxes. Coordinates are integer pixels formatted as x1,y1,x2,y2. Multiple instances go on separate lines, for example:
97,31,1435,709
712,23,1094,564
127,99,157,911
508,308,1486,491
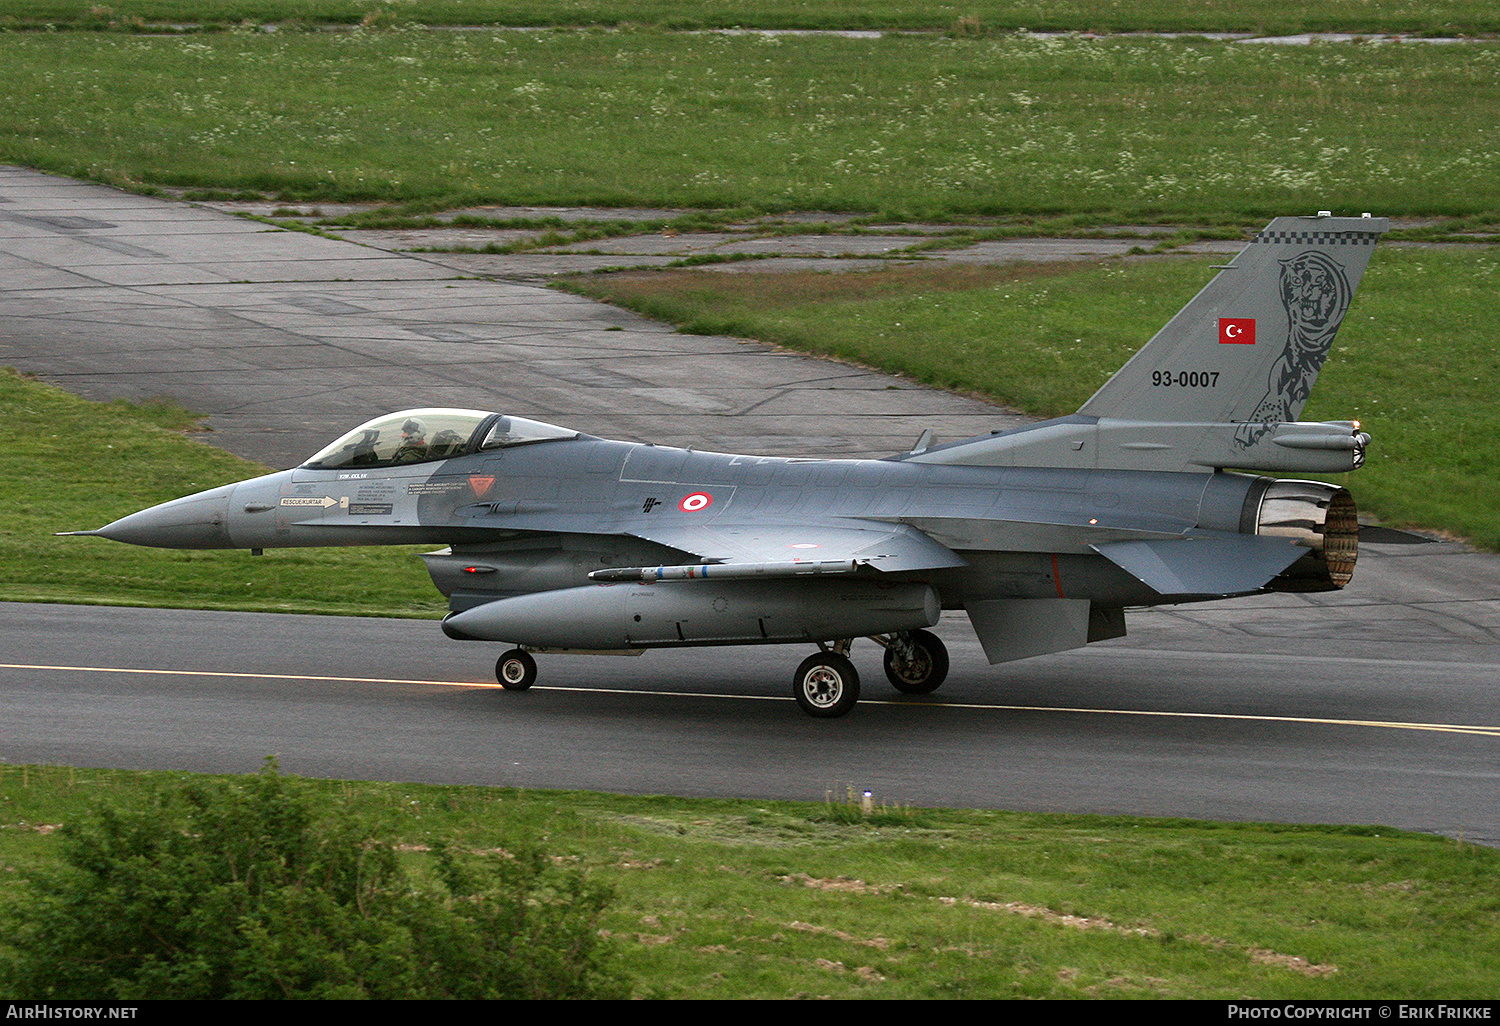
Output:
495,649,537,690
883,629,950,695
793,653,860,718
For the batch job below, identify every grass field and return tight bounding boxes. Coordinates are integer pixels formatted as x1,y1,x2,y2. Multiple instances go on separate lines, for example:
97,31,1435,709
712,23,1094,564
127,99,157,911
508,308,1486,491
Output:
2,30,1498,219
3,0,1497,34
2,763,1497,999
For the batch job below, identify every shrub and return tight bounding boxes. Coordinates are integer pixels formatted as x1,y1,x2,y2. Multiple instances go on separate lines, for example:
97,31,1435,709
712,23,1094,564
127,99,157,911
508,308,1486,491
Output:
0,762,628,1000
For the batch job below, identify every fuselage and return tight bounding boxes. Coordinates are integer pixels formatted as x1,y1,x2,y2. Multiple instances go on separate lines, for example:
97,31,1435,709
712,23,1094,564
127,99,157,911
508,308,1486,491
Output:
98,432,1288,615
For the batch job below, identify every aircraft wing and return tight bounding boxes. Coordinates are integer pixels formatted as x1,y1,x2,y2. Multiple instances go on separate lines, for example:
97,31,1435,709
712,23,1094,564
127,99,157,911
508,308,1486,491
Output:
600,519,969,581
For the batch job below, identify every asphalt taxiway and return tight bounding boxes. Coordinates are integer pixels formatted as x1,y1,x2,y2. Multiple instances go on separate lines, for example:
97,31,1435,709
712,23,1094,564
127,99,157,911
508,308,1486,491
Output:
2,165,1497,842
4,596,1498,844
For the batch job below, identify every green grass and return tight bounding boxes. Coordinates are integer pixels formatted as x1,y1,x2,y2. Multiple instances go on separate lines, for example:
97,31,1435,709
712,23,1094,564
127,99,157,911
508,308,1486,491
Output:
2,0,1496,34
0,369,444,615
562,247,1500,549
2,31,1498,219
2,763,1497,999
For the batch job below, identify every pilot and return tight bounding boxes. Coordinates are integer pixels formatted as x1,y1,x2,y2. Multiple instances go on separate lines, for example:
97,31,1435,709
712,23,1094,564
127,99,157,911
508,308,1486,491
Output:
391,418,429,462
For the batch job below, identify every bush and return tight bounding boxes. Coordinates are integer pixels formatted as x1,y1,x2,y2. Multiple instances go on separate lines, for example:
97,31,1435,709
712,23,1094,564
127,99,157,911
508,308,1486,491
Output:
0,762,628,1000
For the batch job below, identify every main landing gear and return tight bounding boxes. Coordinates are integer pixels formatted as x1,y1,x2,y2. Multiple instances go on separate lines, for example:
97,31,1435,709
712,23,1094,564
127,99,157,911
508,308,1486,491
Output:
786,630,952,719
792,645,861,719
491,630,950,719
496,648,537,690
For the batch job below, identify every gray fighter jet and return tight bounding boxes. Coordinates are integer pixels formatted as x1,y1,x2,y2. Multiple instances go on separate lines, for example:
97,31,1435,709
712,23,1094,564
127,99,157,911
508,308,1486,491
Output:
72,213,1387,717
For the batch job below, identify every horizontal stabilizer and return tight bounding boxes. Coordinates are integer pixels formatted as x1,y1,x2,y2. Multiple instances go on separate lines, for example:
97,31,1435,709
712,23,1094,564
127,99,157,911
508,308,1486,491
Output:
1092,531,1305,597
903,416,1371,473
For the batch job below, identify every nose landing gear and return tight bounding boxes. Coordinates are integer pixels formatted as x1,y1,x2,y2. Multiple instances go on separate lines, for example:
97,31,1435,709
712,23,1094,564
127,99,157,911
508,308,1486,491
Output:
495,648,537,690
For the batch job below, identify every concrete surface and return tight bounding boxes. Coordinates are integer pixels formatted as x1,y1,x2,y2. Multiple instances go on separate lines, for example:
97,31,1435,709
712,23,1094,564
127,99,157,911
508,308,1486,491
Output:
0,165,1026,469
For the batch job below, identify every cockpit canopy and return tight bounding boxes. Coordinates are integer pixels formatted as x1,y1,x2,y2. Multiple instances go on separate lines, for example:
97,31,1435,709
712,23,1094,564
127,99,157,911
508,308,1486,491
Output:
302,409,578,469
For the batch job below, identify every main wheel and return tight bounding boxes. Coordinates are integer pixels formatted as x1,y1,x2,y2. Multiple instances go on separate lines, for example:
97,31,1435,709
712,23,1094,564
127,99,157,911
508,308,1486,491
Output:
495,649,537,690
882,629,950,695
793,653,860,718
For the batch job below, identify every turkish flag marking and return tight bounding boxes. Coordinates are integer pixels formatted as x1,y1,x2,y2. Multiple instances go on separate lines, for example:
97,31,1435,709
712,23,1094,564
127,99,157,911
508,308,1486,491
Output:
1219,318,1256,344
468,475,496,498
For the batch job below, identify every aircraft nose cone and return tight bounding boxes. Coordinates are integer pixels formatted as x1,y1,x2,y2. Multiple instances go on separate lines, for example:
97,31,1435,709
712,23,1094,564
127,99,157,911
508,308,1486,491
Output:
95,483,236,549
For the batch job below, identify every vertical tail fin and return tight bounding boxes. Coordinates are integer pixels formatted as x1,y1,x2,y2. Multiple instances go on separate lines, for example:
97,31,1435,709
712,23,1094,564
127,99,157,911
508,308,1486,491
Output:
1080,213,1389,430
908,213,1388,473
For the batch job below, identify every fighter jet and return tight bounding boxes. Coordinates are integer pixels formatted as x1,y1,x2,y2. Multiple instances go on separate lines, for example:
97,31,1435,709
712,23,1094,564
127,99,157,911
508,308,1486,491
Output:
71,213,1386,717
